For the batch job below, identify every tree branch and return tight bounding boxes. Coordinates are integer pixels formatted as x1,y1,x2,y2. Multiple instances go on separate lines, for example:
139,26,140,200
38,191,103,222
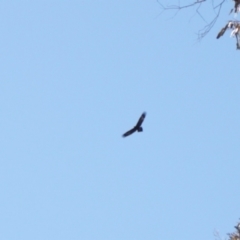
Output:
157,0,227,40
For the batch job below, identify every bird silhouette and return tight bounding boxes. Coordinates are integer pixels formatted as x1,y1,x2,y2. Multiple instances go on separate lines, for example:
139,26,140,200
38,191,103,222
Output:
122,112,146,137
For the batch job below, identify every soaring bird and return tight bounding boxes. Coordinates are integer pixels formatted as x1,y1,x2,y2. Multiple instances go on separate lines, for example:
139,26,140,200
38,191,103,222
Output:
122,112,146,137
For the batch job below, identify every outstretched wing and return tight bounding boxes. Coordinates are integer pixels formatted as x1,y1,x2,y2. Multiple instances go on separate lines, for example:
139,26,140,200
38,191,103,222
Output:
135,112,146,128
122,127,137,137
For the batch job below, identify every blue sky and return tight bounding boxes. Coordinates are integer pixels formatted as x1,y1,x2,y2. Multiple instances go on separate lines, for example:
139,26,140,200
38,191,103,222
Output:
0,1,240,239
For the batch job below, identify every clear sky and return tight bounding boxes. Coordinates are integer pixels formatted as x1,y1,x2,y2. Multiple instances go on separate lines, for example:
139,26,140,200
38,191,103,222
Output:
0,1,239,240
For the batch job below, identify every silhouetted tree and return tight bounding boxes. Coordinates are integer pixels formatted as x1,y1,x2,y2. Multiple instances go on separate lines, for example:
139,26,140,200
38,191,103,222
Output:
214,220,240,240
158,0,240,49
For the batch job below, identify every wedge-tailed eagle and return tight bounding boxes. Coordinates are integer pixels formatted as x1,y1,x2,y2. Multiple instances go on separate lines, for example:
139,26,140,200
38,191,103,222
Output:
122,112,146,137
